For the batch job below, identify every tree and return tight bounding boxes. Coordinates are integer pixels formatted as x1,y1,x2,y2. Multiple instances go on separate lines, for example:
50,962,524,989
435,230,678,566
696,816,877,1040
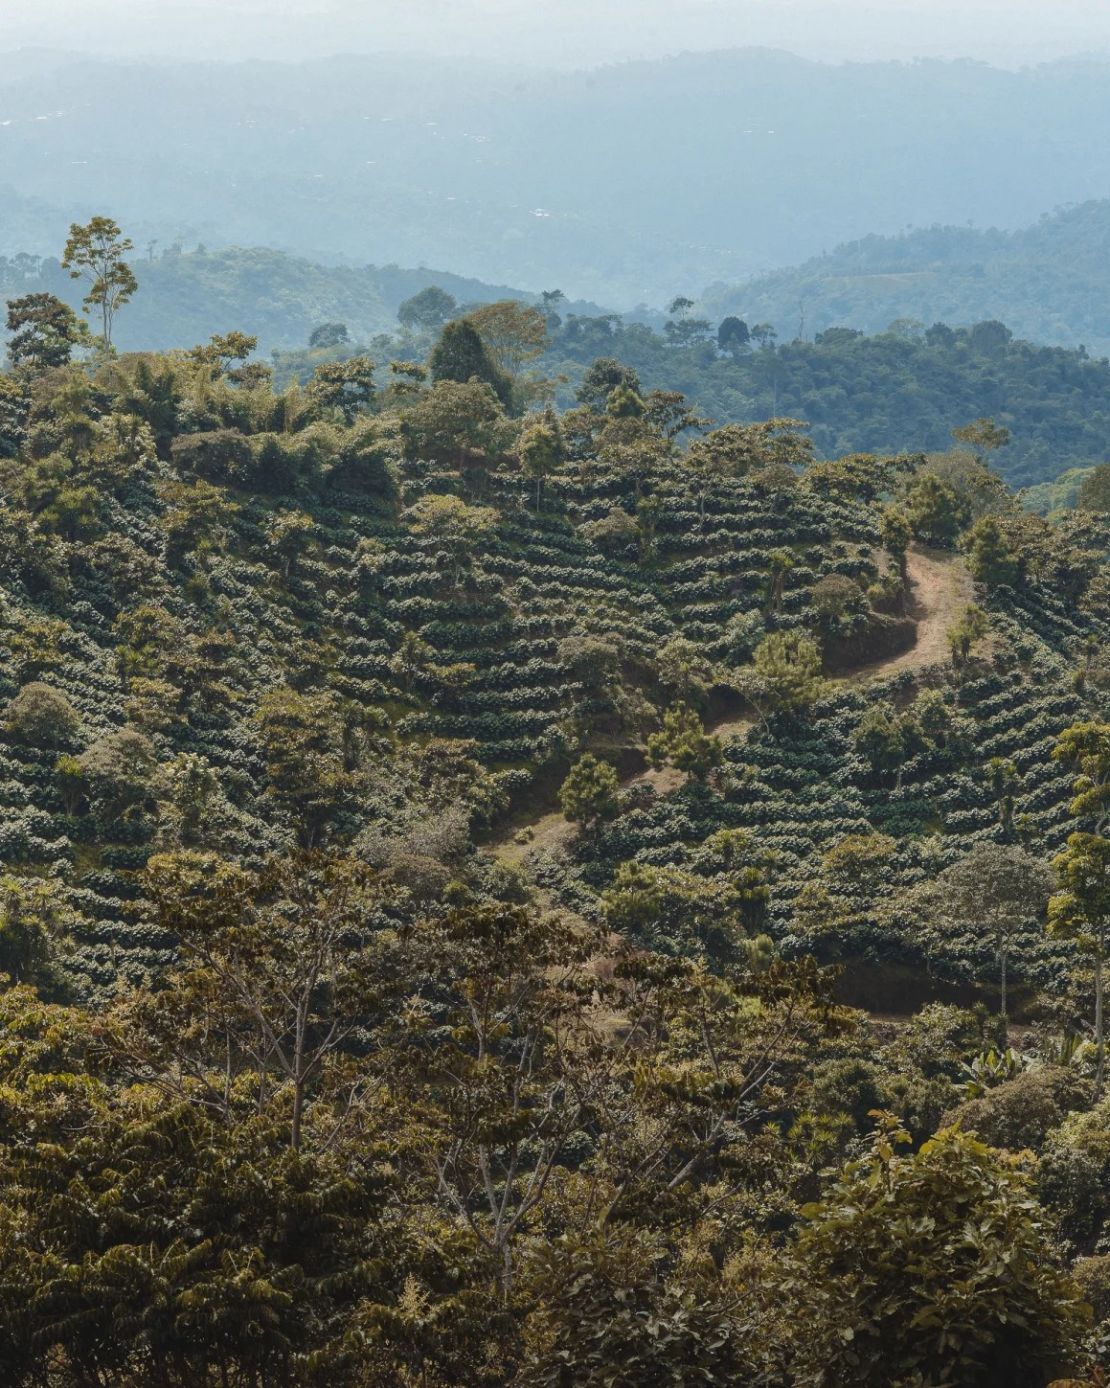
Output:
966,515,1021,586
717,316,750,353
853,706,908,785
397,286,457,333
602,860,748,962
559,753,620,833
466,300,548,379
518,409,565,509
1078,462,1110,514
539,287,565,326
264,508,316,579
428,318,512,407
750,323,777,350
932,843,1053,1024
0,373,30,458
308,321,350,348
186,329,258,376
307,355,376,423
576,357,642,412
255,688,349,848
953,416,1012,457
6,293,84,369
61,217,137,349
743,631,825,718
141,851,391,1152
906,471,969,547
1054,722,1110,833
0,875,74,990
156,477,239,567
985,756,1020,837
389,902,608,1299
401,378,513,473
1049,833,1110,1094
765,547,795,616
656,636,715,702
968,320,1014,354
4,682,79,748
404,492,498,587
75,728,159,822
948,603,990,667
805,452,896,504
646,703,723,781
791,1121,1087,1387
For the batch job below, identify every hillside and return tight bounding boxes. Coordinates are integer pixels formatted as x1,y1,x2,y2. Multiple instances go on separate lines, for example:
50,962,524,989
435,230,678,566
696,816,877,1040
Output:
7,50,1110,301
705,199,1110,356
9,239,1110,492
543,316,1110,488
1,320,1109,1382
0,246,606,355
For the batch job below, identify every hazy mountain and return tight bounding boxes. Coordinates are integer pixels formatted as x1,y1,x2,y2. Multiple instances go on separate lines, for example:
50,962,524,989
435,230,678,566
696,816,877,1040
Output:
5,50,1110,304
704,199,1110,354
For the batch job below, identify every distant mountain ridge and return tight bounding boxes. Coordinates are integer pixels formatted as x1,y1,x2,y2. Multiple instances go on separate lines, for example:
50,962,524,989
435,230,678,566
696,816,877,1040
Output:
6,49,1110,302
704,200,1110,356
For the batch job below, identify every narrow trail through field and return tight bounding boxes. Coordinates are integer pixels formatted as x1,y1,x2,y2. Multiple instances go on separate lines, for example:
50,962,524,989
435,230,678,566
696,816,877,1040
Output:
488,544,971,870
845,544,974,684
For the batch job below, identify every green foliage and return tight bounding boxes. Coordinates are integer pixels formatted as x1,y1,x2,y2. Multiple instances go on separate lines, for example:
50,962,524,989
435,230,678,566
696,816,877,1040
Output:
905,470,970,547
967,514,1022,586
5,292,85,369
429,318,513,408
3,682,80,748
61,216,137,349
646,702,723,780
0,309,1104,1384
559,753,620,830
791,1122,1088,1386
743,630,825,717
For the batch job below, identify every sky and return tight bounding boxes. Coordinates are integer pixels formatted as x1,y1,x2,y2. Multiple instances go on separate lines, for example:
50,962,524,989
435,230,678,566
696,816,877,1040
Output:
3,0,1110,69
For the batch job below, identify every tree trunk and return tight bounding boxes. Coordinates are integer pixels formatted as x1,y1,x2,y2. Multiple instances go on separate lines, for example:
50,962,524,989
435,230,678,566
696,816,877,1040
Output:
1097,951,1105,1099
291,1074,305,1153
999,942,1008,1035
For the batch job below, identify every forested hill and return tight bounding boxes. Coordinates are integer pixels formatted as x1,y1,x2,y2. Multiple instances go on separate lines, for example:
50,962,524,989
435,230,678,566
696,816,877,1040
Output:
0,246,605,354
1,313,1110,1381
543,315,1110,489
14,243,1110,488
704,199,1110,356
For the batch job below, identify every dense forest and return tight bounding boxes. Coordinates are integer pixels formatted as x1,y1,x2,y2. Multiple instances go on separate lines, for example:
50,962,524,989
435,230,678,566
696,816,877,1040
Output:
0,224,1109,1384
8,245,1110,492
707,199,1110,357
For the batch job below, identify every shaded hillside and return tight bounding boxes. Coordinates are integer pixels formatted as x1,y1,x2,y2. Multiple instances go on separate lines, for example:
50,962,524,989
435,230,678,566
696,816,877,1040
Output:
543,317,1110,488
0,336,1105,1002
705,200,1110,356
1,325,1110,1382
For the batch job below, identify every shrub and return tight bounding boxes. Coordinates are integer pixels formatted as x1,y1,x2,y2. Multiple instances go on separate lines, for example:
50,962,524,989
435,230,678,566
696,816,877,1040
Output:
4,683,80,748
943,1066,1093,1152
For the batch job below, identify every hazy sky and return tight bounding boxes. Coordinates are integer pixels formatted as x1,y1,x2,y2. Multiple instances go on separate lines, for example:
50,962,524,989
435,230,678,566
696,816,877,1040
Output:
3,0,1110,68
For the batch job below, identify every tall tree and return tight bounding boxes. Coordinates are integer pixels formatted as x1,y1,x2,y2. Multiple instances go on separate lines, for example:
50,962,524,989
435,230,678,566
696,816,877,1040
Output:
931,843,1052,1025
61,217,137,349
428,319,512,407
1049,833,1110,1094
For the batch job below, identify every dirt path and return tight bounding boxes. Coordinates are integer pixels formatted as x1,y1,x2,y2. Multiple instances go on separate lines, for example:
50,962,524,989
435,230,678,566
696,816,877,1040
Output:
493,718,755,870
844,544,974,683
489,546,971,866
